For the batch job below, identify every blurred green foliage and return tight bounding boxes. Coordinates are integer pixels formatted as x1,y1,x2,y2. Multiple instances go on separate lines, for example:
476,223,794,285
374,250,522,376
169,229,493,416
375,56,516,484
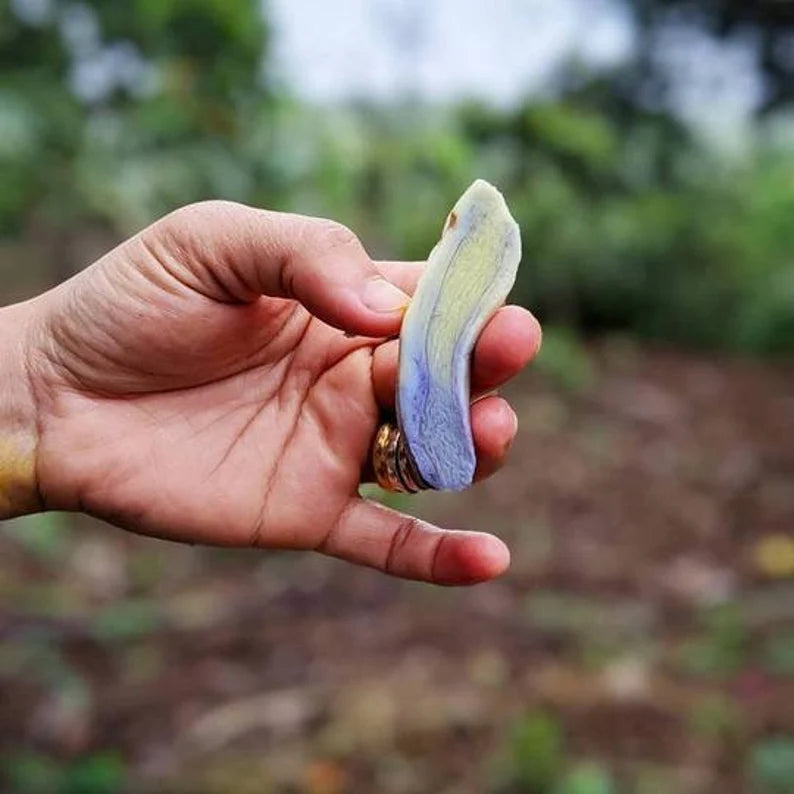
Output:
4,751,125,794
677,602,749,679
494,714,621,794
494,710,565,793
91,598,163,642
553,763,617,794
0,0,269,233
0,513,70,561
627,0,794,112
532,327,595,393
687,693,742,743
761,632,794,677
1,0,793,352
749,737,794,794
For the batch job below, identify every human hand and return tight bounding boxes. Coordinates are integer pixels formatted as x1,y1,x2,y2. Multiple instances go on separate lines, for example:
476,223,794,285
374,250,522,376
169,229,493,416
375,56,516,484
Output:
8,201,540,584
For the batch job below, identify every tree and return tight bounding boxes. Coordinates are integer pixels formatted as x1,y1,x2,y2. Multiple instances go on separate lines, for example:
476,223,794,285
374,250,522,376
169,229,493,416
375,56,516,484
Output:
0,0,273,244
628,0,794,112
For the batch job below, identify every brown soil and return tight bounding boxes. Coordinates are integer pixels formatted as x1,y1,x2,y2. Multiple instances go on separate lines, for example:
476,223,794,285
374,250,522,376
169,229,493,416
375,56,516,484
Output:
1,343,792,794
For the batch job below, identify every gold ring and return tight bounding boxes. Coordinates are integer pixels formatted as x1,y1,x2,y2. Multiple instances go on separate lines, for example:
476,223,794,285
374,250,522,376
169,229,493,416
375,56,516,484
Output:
371,422,430,493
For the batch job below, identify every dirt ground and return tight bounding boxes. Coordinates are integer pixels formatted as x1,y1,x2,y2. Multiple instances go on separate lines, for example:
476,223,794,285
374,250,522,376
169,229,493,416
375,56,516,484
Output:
1,341,793,794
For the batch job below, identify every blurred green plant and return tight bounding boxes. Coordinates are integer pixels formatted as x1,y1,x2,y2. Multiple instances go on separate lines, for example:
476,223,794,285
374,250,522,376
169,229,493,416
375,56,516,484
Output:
531,327,595,393
4,751,125,794
553,762,617,794
358,483,415,514
677,602,748,679
630,764,678,794
493,710,565,793
748,736,794,794
0,513,70,561
91,598,163,642
687,693,742,743
760,632,794,677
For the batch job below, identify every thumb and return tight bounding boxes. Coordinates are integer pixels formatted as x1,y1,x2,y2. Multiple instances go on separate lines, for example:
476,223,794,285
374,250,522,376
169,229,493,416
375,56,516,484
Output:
145,200,411,337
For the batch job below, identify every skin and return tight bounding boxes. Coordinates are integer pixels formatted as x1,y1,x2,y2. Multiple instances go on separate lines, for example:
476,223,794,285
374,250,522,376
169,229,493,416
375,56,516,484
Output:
0,201,541,585
0,302,40,517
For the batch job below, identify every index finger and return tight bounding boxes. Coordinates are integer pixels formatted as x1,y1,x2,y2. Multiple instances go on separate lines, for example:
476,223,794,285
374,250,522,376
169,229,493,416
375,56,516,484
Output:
375,260,426,296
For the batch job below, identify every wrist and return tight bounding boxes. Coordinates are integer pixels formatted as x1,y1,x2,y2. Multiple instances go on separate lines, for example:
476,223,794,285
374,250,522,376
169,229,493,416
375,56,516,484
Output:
0,301,42,518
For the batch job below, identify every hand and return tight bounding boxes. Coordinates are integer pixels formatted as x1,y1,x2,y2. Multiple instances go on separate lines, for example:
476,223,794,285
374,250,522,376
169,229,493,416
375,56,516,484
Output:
19,201,541,584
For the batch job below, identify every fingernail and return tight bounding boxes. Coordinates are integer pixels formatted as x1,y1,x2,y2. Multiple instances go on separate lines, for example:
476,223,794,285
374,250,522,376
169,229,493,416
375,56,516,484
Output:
362,278,410,314
507,405,518,436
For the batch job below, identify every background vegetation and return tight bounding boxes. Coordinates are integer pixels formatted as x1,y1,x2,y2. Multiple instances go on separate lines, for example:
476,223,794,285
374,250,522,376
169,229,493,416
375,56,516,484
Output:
2,0,793,351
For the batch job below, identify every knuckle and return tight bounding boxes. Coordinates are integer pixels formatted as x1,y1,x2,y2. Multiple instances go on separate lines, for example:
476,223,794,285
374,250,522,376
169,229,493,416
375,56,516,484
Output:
171,199,246,227
312,218,362,253
144,200,253,298
152,199,249,253
384,516,422,575
153,201,247,240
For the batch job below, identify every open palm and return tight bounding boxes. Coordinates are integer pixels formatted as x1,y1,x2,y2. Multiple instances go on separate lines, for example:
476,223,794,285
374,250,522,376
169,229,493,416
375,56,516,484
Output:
27,202,540,584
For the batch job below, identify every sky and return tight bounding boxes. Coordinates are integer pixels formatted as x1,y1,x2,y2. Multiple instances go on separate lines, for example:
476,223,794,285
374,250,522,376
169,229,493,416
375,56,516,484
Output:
267,0,764,144
9,0,767,144
267,0,634,107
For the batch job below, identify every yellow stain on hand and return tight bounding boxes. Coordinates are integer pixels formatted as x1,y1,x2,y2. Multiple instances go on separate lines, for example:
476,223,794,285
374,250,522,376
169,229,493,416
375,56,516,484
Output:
0,436,39,517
